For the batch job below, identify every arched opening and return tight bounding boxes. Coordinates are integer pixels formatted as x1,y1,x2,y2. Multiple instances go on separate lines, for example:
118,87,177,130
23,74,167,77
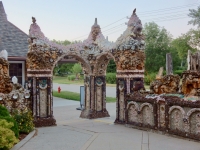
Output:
51,53,91,124
93,52,117,121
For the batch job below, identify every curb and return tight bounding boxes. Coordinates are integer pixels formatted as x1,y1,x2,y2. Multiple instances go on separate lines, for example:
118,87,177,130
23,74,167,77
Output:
11,129,36,150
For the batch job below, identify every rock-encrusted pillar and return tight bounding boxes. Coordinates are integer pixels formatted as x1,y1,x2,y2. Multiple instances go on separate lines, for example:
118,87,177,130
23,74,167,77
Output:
27,70,56,127
113,9,146,124
80,75,109,118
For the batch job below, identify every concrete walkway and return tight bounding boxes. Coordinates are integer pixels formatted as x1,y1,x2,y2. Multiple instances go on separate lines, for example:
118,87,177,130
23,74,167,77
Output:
19,97,200,150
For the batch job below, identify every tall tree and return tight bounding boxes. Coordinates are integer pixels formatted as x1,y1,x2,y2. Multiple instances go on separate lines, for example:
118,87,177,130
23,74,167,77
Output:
172,31,197,69
188,6,200,27
72,63,82,79
143,22,172,73
106,60,116,73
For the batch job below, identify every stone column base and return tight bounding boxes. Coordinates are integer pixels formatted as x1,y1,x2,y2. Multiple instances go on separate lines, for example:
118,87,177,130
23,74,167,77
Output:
33,116,57,127
114,119,125,124
80,109,110,119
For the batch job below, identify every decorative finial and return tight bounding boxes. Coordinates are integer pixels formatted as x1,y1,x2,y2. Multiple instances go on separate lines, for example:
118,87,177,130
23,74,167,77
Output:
32,17,36,23
94,18,97,25
133,8,136,14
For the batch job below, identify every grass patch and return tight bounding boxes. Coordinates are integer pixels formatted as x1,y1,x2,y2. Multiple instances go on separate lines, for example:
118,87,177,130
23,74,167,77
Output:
53,76,84,84
53,90,116,103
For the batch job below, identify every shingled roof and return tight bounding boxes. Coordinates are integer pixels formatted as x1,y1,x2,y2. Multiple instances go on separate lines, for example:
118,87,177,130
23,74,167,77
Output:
0,1,28,57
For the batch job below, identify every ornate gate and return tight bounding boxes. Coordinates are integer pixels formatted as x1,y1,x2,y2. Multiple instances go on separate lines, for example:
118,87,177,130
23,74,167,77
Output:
26,9,145,127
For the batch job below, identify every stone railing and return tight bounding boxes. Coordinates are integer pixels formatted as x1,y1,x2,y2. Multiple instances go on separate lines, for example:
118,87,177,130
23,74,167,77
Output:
124,93,200,141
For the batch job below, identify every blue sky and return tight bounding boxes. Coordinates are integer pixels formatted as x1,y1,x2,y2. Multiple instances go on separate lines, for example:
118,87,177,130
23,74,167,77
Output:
2,0,200,42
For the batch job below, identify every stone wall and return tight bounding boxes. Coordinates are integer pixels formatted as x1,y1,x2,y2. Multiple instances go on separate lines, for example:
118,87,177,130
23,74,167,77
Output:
124,94,200,141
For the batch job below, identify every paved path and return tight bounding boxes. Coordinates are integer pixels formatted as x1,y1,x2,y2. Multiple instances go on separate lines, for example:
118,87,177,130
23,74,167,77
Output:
19,97,200,150
53,83,116,97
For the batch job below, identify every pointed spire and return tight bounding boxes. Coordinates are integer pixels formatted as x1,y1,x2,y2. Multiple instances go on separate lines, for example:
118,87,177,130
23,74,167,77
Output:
106,36,108,41
92,18,100,28
0,1,7,20
94,18,98,25
133,8,136,14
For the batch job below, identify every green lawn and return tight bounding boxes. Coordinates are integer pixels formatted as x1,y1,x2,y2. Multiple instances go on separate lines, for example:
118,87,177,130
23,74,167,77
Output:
53,90,116,103
53,76,84,84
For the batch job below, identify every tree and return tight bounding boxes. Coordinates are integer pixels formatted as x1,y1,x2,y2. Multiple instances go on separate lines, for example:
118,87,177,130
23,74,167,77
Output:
188,6,200,27
106,59,116,73
54,63,74,76
72,63,82,79
171,31,197,69
52,39,71,46
143,22,172,73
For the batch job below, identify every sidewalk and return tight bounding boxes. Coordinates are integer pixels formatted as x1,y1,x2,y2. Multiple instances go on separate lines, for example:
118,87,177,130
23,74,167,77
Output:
18,97,200,150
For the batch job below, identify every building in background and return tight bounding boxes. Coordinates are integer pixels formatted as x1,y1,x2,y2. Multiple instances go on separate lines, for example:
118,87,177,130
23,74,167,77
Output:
0,1,77,86
0,1,28,86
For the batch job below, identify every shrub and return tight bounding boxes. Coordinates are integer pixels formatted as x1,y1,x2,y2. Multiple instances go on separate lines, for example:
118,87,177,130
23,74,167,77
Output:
0,119,19,150
144,72,156,85
106,73,116,84
0,116,19,138
67,75,76,81
0,105,10,117
0,106,19,138
12,109,34,134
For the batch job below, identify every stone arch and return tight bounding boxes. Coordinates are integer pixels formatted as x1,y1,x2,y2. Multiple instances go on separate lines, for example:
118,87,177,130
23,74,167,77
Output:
140,103,154,126
168,106,185,131
127,102,139,123
52,52,92,75
169,106,185,116
186,108,200,119
140,103,153,112
127,101,139,111
26,9,147,126
186,108,200,134
94,52,115,76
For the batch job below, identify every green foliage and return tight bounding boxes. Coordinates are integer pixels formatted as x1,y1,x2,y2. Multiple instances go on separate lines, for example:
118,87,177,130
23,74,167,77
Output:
54,63,74,76
67,75,76,81
172,32,196,60
144,72,156,85
72,63,82,75
106,73,116,84
53,90,80,101
0,119,19,150
174,70,184,76
0,105,10,117
52,39,71,46
143,22,173,73
0,106,19,138
188,6,200,27
53,90,116,103
107,60,116,73
12,109,34,134
0,116,19,139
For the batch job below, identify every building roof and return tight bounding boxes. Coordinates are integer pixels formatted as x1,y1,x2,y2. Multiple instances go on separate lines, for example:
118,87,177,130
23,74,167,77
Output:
0,1,28,57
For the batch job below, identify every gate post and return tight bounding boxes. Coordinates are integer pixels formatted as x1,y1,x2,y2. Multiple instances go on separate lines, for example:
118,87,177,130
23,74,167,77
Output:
80,75,110,119
27,70,56,127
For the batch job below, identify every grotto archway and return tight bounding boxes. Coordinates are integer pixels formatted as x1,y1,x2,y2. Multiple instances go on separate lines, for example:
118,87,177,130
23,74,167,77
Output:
26,9,146,126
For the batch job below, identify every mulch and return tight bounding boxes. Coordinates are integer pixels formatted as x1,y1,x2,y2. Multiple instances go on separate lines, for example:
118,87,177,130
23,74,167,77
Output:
19,133,28,141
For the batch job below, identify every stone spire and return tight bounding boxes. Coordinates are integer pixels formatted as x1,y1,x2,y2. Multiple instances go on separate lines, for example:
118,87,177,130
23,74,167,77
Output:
92,18,100,28
0,1,7,20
